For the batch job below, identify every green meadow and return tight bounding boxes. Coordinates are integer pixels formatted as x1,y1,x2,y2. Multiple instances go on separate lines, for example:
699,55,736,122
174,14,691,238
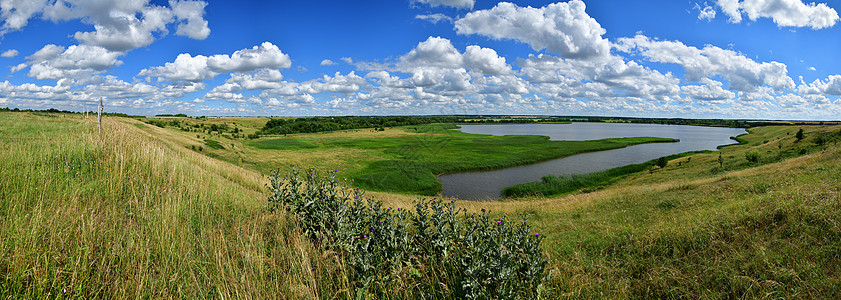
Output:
3,111,841,298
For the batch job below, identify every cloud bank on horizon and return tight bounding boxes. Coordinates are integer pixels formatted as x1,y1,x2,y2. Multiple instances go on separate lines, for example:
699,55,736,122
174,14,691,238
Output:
0,0,840,119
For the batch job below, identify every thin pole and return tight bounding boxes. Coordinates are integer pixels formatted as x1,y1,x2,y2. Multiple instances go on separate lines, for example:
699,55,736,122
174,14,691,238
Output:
98,97,103,135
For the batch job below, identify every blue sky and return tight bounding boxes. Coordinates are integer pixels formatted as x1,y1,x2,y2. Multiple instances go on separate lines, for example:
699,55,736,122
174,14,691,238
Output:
1,0,841,119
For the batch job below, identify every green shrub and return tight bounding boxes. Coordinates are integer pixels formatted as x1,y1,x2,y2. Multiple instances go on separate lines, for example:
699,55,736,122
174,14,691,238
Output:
268,166,547,299
746,149,761,163
815,134,827,146
203,139,224,149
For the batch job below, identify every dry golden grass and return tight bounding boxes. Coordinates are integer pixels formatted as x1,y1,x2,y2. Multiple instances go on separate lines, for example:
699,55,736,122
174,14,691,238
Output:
0,112,354,298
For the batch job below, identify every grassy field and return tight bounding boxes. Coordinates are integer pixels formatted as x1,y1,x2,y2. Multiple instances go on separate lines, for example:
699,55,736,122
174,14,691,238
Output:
3,111,841,298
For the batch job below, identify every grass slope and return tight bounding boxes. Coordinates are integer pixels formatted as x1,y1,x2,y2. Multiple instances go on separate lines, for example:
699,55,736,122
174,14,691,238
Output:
458,124,841,298
534,146,841,298
0,112,344,298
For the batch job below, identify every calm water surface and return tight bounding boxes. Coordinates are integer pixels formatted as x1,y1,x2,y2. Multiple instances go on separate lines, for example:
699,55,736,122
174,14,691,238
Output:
438,123,746,200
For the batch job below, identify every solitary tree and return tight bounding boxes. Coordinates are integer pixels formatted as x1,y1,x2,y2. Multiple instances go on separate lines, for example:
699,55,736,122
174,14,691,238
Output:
796,128,804,141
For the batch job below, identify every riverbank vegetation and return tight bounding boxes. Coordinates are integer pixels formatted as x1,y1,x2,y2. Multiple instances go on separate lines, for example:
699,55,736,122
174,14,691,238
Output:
3,110,841,298
501,151,710,198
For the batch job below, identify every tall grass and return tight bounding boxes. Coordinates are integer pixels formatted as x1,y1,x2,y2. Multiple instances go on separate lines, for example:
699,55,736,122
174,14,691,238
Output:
0,112,334,298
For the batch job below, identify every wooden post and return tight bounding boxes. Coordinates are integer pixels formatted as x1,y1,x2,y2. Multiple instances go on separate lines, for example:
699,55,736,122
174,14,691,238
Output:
98,97,103,135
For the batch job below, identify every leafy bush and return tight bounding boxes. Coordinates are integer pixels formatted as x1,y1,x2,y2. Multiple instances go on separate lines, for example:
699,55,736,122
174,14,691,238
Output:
268,166,547,299
203,139,224,150
745,149,761,163
814,134,827,146
656,156,668,168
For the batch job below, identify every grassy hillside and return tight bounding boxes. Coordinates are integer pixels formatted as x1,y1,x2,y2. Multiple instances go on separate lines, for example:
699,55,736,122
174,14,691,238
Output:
3,112,841,298
456,124,841,298
0,112,342,298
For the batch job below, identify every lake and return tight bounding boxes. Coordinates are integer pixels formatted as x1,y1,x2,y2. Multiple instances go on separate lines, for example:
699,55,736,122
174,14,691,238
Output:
438,123,747,200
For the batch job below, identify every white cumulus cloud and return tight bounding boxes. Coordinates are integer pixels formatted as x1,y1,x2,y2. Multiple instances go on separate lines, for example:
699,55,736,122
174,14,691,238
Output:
1,49,18,57
138,52,214,81
25,44,123,80
138,42,291,82
798,74,841,95
455,1,610,60
228,69,285,90
714,0,839,29
401,36,463,69
681,78,736,102
207,42,291,73
616,34,794,92
463,45,510,75
0,0,49,33
695,2,717,21
1,0,210,51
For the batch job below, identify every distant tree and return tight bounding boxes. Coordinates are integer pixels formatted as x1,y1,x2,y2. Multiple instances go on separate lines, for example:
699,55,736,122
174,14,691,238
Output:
656,157,668,169
796,128,804,141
